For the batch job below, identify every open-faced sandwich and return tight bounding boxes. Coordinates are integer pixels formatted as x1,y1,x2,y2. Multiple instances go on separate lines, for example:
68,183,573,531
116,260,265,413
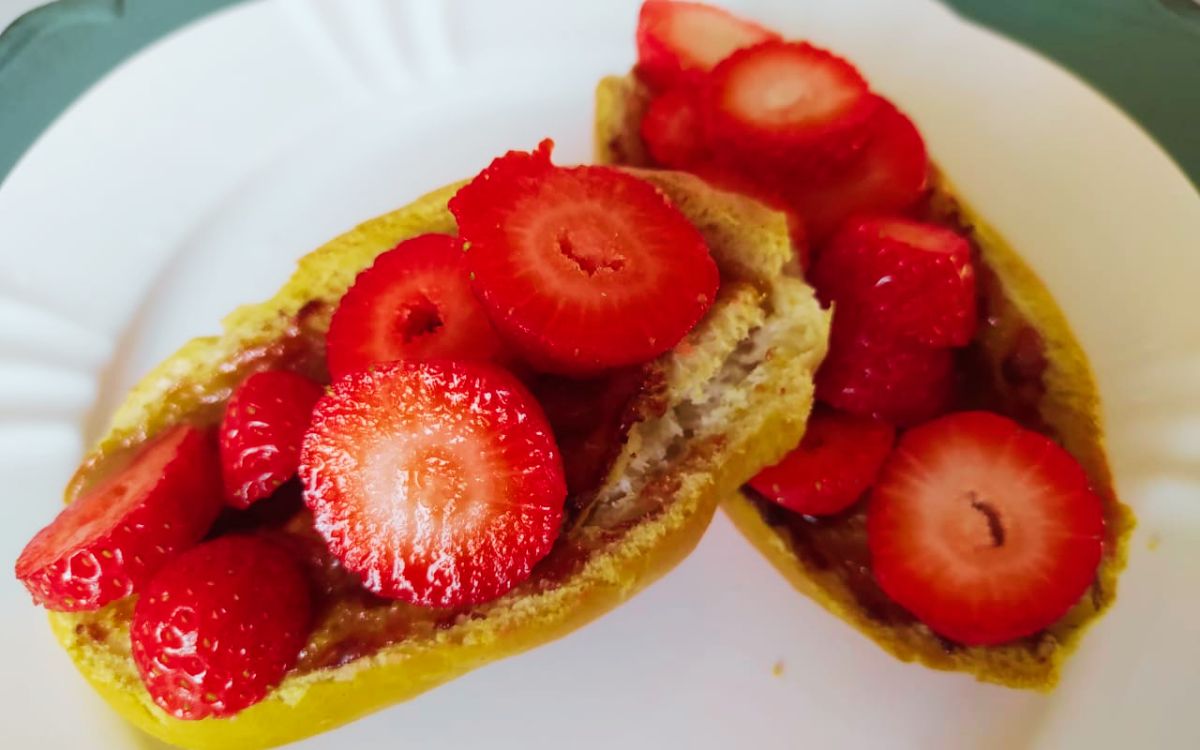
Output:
595,0,1135,690
13,141,828,748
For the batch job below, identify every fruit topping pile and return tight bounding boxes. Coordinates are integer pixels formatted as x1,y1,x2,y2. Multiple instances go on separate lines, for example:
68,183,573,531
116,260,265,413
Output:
631,1,1107,645
635,1,928,248
14,141,719,716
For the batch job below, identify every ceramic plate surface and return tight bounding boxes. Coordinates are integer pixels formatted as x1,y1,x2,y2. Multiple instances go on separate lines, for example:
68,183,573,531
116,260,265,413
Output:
1,1,1198,747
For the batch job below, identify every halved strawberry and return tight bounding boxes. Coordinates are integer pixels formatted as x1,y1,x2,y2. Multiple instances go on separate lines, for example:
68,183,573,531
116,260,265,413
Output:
299,359,567,608
868,411,1105,645
816,323,956,426
450,140,719,375
131,535,312,719
813,217,977,347
15,425,223,611
706,41,879,171
635,1,780,91
325,233,511,379
783,98,929,242
641,88,710,169
219,370,324,508
749,407,895,516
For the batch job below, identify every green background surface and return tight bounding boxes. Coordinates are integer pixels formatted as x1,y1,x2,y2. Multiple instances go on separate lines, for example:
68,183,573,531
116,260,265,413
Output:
1,0,1198,188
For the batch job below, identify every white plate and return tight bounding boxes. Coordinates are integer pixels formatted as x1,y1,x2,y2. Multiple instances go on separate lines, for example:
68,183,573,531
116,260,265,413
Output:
1,1,1198,748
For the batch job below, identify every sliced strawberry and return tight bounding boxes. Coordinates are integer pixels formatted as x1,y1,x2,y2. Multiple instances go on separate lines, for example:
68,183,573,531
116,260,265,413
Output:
299,359,567,607
15,425,223,611
635,1,780,91
706,41,879,171
219,370,324,509
641,88,710,169
817,323,955,426
131,535,312,719
868,411,1105,645
450,140,719,375
749,408,895,516
813,217,977,347
783,98,929,242
325,233,511,379
689,160,810,269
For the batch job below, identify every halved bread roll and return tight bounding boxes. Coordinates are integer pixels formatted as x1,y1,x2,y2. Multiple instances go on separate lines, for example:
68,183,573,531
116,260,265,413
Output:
47,170,829,749
595,72,1136,690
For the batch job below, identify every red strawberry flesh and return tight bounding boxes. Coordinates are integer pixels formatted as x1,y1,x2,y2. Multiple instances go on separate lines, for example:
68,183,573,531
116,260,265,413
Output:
15,425,223,611
816,324,956,426
299,359,567,608
813,216,977,347
636,0,780,91
706,41,878,167
749,408,895,516
450,140,719,375
325,233,510,378
783,97,929,242
641,88,710,169
220,370,324,508
131,535,312,719
867,411,1105,645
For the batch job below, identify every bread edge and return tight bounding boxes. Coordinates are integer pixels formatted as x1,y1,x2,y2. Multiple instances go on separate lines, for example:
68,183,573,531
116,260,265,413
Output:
45,170,827,748
594,73,1136,691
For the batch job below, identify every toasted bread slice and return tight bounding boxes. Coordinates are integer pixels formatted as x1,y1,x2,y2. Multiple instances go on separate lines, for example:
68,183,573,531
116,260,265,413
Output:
596,73,1135,690
46,169,829,749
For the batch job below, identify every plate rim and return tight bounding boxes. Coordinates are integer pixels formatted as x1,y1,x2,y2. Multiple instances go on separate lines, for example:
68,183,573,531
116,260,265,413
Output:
1,0,1198,191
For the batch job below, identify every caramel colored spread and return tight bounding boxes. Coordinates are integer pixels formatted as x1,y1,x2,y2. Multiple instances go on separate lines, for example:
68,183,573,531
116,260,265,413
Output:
281,511,630,673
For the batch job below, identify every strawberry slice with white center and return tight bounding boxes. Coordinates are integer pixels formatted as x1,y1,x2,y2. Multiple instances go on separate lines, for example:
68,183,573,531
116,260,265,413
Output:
867,411,1106,646
449,140,719,375
784,97,929,242
636,0,781,91
299,359,567,608
706,40,879,170
16,425,223,611
325,233,511,378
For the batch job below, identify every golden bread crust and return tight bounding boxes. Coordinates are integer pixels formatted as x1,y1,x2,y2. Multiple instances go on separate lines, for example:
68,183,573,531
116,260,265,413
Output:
48,168,829,748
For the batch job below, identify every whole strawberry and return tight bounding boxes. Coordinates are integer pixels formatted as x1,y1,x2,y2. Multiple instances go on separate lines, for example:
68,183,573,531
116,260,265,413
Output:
130,535,312,719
